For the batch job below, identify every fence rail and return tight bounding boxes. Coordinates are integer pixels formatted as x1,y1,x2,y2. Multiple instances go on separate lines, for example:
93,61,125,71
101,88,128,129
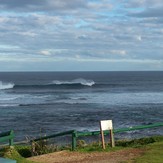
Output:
77,122,163,137
31,122,163,150
114,122,163,133
33,130,75,142
0,130,14,146
31,130,77,151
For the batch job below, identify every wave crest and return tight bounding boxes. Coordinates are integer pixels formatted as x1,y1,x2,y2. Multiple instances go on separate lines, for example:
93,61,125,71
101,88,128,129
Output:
0,81,15,90
52,78,95,87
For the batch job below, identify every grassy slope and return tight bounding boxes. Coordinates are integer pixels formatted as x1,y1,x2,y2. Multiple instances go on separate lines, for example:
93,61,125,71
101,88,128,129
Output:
0,147,37,163
76,136,163,162
133,141,163,163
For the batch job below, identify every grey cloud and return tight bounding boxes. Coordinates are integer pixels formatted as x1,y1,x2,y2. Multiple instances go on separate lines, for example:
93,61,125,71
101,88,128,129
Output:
0,0,45,11
129,7,163,18
0,0,113,17
0,0,88,12
77,35,91,40
122,0,163,8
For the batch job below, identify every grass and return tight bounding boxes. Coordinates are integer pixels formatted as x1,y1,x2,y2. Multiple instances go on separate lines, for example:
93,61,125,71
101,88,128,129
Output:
133,141,163,163
0,147,37,163
76,136,163,152
76,136,163,162
76,140,124,152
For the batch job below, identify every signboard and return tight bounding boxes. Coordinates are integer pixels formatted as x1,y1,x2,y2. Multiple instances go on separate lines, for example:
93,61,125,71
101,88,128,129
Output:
100,120,113,131
100,119,115,149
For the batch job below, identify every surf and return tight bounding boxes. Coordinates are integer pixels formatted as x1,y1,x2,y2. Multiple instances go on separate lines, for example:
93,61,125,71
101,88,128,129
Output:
0,81,15,90
51,78,95,87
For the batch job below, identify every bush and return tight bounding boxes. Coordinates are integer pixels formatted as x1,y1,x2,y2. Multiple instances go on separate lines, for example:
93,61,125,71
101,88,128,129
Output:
15,145,31,158
31,139,59,156
1,147,35,163
116,137,156,147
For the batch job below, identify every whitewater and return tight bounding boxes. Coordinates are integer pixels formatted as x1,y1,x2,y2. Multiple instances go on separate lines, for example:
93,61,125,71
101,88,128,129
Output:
51,78,95,86
0,81,14,90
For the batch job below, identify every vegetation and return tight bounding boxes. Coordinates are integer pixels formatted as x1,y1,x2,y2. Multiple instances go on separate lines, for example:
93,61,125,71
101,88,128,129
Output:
76,136,163,152
76,136,163,162
0,136,162,163
133,141,163,163
0,147,37,163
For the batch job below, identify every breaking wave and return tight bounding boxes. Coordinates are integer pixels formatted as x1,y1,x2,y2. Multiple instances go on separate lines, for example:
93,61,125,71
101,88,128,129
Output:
51,78,95,87
0,81,15,90
1,78,95,90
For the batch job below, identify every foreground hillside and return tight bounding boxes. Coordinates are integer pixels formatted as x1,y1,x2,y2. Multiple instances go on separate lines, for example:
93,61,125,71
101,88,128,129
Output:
28,141,163,163
1,136,163,163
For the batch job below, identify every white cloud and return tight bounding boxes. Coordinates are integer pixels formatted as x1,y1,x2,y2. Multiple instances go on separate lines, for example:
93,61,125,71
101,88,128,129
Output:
135,35,142,41
0,16,9,23
17,31,37,37
40,50,51,56
110,50,127,56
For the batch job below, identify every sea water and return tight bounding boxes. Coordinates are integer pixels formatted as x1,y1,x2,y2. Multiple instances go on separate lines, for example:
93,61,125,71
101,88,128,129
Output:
0,71,163,141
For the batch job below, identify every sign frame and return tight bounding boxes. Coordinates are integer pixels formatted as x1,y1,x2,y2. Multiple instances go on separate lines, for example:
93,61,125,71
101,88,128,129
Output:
100,120,115,149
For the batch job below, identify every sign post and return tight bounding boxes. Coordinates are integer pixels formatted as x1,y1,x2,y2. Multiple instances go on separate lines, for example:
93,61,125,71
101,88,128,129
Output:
100,120,115,149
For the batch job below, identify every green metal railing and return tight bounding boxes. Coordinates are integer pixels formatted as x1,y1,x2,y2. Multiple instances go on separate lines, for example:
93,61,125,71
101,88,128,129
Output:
31,122,163,150
0,130,14,146
33,130,74,142
77,122,163,137
31,130,77,150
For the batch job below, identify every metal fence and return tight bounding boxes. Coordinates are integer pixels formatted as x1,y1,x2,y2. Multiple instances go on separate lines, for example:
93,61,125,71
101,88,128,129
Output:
0,130,14,147
31,122,163,150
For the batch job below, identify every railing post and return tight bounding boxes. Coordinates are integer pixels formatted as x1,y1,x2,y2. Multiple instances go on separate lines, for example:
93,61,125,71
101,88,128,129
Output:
9,130,14,147
72,130,77,151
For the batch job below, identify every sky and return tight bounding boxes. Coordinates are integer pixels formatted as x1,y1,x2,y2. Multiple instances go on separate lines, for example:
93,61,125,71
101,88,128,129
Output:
0,0,163,71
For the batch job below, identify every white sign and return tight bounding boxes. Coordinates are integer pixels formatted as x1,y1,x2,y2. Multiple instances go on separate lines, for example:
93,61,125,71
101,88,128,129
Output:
100,120,113,131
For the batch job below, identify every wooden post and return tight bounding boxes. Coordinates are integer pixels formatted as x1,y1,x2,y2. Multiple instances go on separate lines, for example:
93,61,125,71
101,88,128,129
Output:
110,129,115,147
100,124,105,149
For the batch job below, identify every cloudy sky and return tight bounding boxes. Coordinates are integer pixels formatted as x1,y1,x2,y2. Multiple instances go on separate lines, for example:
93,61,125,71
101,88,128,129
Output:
0,0,163,71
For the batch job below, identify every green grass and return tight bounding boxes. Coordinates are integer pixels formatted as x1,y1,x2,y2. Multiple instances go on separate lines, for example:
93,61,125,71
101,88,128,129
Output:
76,136,163,163
0,147,37,163
14,145,32,158
76,140,125,152
76,136,163,152
133,141,163,163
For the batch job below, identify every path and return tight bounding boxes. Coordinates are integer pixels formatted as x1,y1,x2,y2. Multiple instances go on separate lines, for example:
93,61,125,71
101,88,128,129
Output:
28,148,144,163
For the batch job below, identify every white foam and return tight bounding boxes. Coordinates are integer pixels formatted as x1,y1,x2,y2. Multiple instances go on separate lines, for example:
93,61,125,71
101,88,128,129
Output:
0,96,19,101
0,104,19,107
0,81,14,90
52,78,95,86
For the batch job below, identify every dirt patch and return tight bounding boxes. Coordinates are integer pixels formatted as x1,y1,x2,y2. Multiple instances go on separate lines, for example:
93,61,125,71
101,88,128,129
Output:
28,148,145,163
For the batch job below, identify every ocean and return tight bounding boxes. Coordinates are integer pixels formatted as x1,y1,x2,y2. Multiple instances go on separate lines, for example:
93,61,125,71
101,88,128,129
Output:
0,71,163,141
